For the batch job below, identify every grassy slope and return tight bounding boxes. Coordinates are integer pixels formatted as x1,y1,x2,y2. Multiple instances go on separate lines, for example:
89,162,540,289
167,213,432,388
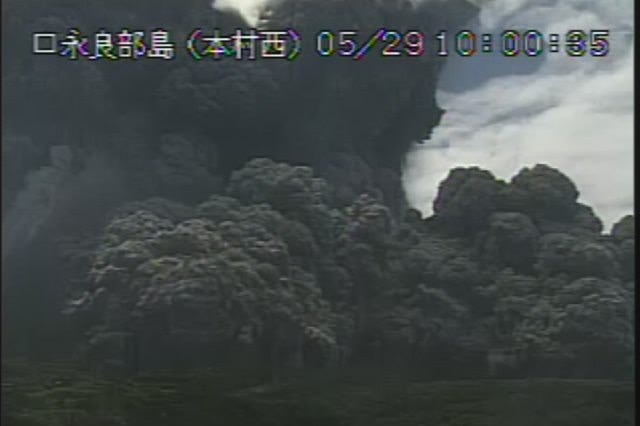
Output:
2,360,635,426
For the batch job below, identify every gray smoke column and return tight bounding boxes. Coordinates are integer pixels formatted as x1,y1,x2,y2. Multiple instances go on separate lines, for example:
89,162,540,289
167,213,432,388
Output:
212,0,449,25
209,0,480,217
3,0,479,256
2,147,130,260
2,145,72,257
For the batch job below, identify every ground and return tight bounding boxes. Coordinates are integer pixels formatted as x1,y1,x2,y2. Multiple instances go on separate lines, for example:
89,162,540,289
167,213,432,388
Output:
2,359,634,426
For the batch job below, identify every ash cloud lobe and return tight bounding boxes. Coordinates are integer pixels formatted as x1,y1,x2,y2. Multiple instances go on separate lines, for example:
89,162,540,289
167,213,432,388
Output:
251,0,478,213
2,0,476,354
2,0,634,382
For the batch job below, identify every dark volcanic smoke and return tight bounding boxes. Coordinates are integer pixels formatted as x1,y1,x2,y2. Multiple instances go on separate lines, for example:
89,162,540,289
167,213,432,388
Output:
2,0,633,384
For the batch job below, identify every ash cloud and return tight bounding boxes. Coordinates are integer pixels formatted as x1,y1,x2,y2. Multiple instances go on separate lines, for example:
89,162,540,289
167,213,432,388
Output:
1,0,634,384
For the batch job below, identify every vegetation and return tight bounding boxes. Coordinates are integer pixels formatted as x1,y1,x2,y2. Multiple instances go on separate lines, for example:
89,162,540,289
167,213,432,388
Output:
2,360,634,426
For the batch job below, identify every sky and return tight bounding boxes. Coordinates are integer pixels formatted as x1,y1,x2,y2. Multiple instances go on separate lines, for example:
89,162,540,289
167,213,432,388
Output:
403,0,635,230
215,0,635,230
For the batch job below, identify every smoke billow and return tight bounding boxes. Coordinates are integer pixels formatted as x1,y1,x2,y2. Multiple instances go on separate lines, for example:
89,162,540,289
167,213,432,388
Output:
2,0,633,385
2,0,477,358
2,145,72,257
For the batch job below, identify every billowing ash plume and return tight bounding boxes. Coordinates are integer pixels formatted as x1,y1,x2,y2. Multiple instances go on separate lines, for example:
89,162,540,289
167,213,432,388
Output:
2,0,633,382
2,145,72,257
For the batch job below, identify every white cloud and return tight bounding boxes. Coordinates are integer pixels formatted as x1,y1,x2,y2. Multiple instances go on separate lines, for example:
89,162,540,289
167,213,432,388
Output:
403,0,634,230
211,0,272,25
